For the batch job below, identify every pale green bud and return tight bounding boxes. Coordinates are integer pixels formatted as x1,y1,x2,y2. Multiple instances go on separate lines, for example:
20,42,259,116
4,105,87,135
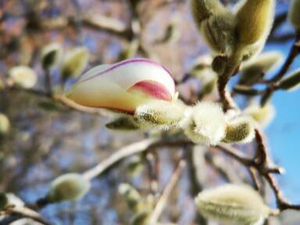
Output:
289,0,300,32
244,102,275,128
191,0,223,25
127,156,144,177
181,102,226,145
48,173,90,202
8,66,37,89
223,116,255,144
106,117,140,131
195,184,271,225
61,47,89,80
239,52,283,85
135,100,186,130
119,183,142,212
0,113,10,136
278,70,300,91
41,43,63,70
131,211,149,225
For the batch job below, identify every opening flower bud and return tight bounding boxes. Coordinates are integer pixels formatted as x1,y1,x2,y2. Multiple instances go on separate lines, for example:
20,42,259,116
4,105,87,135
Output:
278,70,300,92
0,113,10,136
62,47,89,81
134,100,186,129
289,0,300,32
245,102,275,128
195,184,271,225
223,116,255,144
8,66,37,89
181,102,226,145
67,58,176,114
48,173,90,203
41,43,63,70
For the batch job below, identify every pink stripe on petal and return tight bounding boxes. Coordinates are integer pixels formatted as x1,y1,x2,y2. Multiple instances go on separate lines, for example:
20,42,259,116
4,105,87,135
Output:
128,80,173,101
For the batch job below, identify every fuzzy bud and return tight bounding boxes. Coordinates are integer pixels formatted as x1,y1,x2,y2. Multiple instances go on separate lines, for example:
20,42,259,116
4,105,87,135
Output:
0,193,24,210
289,0,300,32
134,100,186,130
278,70,300,91
195,184,271,225
244,102,275,128
62,47,89,81
223,116,255,144
0,113,10,136
48,173,90,202
131,211,149,225
119,183,142,212
106,117,140,130
41,43,63,70
181,102,226,145
239,52,283,85
8,66,37,89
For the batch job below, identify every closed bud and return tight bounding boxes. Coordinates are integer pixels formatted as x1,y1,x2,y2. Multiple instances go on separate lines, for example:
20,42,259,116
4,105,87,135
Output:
289,0,300,32
223,116,255,144
244,102,275,128
181,102,226,145
195,184,271,225
8,66,37,89
127,156,144,177
212,55,227,74
41,43,63,70
134,100,186,129
62,47,89,81
48,173,90,202
131,211,149,225
0,113,10,136
119,183,142,212
67,59,176,114
0,193,24,210
106,117,140,130
240,52,283,85
278,70,300,91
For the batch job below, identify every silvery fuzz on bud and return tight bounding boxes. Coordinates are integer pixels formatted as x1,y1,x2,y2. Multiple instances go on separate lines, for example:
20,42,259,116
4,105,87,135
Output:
195,184,271,225
278,70,300,92
48,173,90,202
181,102,226,145
191,0,236,54
0,113,10,135
289,0,300,32
134,100,186,130
235,0,275,60
62,47,89,81
67,58,176,114
223,116,255,144
41,43,63,70
245,102,275,128
8,66,37,89
119,183,142,212
239,52,283,85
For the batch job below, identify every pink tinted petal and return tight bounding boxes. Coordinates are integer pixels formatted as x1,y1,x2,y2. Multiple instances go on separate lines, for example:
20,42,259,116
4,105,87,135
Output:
128,80,173,101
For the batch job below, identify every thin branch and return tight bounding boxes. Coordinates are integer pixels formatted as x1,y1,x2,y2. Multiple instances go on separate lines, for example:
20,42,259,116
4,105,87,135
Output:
149,159,186,225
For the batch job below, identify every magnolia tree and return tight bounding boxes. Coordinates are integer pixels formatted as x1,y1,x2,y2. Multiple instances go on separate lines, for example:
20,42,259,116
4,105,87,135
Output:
0,0,300,224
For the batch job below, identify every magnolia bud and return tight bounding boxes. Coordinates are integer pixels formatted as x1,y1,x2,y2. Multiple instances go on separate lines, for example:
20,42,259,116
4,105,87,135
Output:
181,102,226,145
289,0,300,32
62,47,89,81
48,173,90,202
236,0,275,46
223,117,255,144
134,100,186,129
41,43,63,70
239,52,283,85
8,66,37,89
106,117,140,130
195,184,271,225
278,70,300,91
0,193,24,210
244,102,275,128
0,113,10,136
212,55,227,74
67,58,176,114
131,211,149,225
119,183,142,212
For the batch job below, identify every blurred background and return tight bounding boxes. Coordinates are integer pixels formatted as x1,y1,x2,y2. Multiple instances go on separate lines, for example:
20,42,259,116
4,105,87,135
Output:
0,0,300,224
